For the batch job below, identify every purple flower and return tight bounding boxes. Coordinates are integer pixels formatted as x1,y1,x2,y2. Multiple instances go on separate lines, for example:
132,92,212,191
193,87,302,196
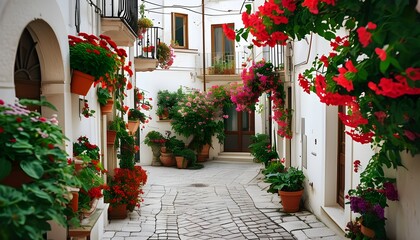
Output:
383,182,399,201
373,204,385,219
349,197,368,213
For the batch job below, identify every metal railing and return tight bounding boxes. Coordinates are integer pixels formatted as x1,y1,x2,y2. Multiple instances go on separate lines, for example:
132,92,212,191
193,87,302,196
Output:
201,51,249,75
135,27,161,59
101,0,138,36
263,44,285,71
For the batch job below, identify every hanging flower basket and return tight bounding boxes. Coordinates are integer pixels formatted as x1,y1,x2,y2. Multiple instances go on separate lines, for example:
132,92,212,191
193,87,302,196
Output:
127,120,140,135
70,70,95,96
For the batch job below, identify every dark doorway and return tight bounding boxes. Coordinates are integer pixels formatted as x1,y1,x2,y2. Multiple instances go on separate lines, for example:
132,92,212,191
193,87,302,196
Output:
14,28,41,112
337,106,346,207
224,106,255,152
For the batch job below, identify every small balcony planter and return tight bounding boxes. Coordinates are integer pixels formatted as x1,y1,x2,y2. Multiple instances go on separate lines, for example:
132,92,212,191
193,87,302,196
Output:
71,70,95,96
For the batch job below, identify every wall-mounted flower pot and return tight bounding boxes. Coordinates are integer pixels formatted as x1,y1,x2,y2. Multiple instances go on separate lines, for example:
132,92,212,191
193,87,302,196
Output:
127,120,140,135
71,70,95,96
107,130,117,145
100,100,114,115
360,219,376,238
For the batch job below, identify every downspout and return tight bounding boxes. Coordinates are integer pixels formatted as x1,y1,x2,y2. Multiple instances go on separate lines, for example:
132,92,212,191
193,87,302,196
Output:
202,0,206,91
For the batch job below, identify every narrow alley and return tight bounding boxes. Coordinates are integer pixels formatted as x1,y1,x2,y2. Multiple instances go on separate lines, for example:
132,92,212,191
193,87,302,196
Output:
104,161,340,240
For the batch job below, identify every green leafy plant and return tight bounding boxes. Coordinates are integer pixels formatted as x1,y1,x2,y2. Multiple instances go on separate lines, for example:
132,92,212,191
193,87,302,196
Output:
156,89,180,119
73,136,100,160
262,160,285,176
265,167,305,193
97,86,112,106
144,130,166,147
128,108,147,123
69,33,122,81
171,89,225,152
248,134,279,167
165,136,185,153
0,98,79,240
73,155,106,214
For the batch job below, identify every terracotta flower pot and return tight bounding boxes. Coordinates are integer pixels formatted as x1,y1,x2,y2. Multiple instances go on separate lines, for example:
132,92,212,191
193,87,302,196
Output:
278,189,304,213
71,70,95,96
127,120,140,134
107,130,117,145
68,189,80,213
160,152,175,167
108,204,128,219
360,220,376,238
175,156,188,169
100,99,114,114
197,144,210,162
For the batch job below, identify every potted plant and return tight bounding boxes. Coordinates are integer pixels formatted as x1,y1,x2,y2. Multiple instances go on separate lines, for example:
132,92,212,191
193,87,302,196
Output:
156,89,179,120
0,98,79,239
104,165,147,218
137,2,153,36
97,86,113,114
144,130,166,166
68,33,122,96
346,180,398,239
248,134,279,167
170,89,225,158
128,108,147,123
72,155,106,218
265,166,305,213
157,42,175,69
73,136,100,160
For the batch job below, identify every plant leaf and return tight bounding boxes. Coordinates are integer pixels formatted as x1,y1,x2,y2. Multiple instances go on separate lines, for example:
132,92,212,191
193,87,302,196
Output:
20,160,44,179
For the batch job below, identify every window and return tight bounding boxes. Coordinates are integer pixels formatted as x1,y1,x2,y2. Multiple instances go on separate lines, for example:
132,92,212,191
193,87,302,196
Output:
171,13,188,48
211,23,235,74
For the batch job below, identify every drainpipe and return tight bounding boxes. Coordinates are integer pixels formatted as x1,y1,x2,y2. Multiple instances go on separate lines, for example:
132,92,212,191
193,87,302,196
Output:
202,0,206,91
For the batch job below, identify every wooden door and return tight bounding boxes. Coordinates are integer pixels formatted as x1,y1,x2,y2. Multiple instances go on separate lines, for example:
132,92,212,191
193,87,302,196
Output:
224,106,255,152
337,106,346,207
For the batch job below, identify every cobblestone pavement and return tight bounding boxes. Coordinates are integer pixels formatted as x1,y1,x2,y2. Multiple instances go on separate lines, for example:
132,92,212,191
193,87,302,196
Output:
103,161,342,240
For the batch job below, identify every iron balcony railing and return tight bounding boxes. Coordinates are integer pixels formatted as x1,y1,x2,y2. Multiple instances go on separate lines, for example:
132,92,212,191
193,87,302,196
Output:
135,27,161,59
264,44,286,71
101,0,138,36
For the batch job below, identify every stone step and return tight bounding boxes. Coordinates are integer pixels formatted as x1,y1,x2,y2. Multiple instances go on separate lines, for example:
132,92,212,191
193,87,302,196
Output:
214,152,254,163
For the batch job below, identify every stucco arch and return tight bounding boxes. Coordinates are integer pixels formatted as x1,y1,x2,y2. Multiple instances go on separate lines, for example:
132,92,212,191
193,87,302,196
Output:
0,0,73,142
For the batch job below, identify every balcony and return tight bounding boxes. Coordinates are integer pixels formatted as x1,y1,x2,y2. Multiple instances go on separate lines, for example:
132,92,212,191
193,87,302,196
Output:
101,0,138,46
263,44,289,83
134,27,160,72
197,51,248,82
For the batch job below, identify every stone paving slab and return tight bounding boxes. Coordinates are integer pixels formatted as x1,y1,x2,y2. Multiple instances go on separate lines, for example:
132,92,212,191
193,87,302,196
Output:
104,161,343,239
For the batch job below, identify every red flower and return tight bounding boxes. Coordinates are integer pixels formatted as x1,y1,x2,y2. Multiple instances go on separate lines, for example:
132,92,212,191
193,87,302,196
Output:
222,24,236,41
0,127,3,133
406,67,420,81
16,117,22,123
375,48,387,61
302,0,319,14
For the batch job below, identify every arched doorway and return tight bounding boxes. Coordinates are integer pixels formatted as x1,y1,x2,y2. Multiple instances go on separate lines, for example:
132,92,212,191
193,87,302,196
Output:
14,28,42,112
